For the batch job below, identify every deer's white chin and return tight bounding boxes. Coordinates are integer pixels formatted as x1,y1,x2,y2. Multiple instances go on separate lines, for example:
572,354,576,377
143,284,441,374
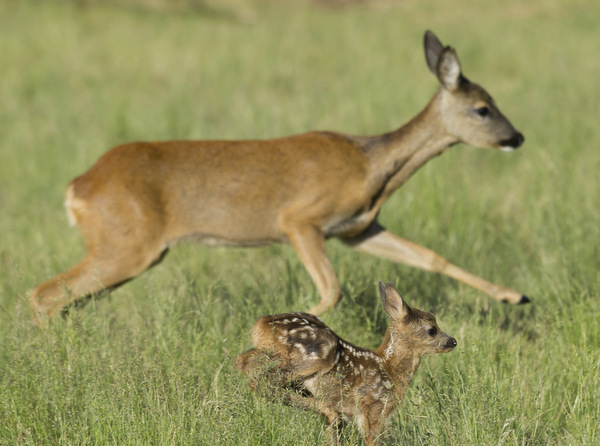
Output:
500,146,517,152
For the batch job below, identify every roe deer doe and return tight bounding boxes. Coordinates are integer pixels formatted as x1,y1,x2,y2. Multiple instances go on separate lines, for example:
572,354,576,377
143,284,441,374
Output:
30,30,526,321
235,281,457,445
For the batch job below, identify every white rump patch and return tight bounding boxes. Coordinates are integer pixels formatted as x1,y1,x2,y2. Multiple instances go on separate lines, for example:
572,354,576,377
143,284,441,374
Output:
65,184,82,226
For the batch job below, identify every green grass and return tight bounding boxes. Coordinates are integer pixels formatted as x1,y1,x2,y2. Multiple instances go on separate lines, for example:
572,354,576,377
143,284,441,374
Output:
1,0,599,444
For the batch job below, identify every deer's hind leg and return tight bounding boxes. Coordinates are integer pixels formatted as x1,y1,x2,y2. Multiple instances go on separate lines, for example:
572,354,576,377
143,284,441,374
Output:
30,244,168,322
30,196,170,322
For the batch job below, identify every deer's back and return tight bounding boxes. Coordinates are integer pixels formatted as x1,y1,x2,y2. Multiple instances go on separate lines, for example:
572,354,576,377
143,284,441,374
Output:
68,132,374,245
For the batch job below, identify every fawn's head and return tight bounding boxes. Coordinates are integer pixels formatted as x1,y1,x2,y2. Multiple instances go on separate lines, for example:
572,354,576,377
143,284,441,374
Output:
378,281,457,357
424,30,524,152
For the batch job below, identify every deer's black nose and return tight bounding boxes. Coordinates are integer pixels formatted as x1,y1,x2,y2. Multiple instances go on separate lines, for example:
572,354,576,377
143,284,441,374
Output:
500,132,525,149
514,132,525,147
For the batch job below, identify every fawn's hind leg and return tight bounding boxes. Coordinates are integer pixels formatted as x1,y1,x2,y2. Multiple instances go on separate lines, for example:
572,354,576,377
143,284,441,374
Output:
235,349,291,392
234,349,258,374
237,349,345,443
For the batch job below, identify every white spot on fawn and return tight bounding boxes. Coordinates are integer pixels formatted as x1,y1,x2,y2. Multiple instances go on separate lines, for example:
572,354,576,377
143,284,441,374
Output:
384,333,394,359
294,343,306,354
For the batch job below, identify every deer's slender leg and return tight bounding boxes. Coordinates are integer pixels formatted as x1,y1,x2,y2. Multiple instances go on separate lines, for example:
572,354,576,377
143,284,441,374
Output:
342,221,528,304
30,246,168,322
283,224,340,315
30,257,123,321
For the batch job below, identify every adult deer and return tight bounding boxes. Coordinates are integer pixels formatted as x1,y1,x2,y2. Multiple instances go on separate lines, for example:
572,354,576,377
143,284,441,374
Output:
30,31,526,321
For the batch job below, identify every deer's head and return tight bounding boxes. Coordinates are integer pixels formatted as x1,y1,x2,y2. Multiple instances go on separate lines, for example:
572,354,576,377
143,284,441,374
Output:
424,30,524,152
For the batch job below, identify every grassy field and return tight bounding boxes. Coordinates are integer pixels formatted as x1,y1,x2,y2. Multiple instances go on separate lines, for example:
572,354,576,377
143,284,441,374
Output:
1,0,599,444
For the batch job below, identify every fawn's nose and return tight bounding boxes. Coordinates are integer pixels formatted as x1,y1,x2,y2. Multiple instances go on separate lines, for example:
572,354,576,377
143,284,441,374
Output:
445,338,457,350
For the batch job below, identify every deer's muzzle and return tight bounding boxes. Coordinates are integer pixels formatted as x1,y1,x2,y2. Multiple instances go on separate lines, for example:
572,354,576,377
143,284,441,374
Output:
499,132,525,151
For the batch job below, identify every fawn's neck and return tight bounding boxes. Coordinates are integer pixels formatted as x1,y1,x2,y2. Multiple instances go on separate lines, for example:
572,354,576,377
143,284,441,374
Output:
365,92,457,207
375,329,423,399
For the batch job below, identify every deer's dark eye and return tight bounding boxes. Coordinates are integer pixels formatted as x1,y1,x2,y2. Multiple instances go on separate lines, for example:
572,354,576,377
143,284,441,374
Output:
475,106,490,117
427,328,437,337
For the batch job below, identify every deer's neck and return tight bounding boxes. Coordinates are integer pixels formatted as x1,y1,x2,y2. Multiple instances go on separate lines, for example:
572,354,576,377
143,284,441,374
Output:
375,329,423,399
364,93,457,207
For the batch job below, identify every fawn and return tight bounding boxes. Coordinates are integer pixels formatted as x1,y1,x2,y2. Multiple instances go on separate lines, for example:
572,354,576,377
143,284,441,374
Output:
235,281,457,445
30,30,526,321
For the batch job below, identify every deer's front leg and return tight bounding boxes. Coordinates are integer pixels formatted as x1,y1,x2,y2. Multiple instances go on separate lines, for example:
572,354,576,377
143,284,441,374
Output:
282,222,341,315
342,221,529,304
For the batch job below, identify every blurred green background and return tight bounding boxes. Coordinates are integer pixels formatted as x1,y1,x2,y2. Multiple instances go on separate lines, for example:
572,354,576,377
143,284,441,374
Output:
1,0,598,444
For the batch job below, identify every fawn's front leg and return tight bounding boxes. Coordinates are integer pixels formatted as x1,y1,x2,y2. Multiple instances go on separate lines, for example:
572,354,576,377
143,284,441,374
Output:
342,221,529,304
358,402,389,446
285,391,344,444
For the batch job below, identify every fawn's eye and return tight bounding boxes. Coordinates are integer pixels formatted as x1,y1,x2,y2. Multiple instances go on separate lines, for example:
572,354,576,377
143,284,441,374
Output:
475,106,490,118
427,328,437,337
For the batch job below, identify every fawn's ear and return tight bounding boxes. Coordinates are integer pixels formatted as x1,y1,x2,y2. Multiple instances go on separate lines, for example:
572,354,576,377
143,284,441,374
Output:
378,281,410,319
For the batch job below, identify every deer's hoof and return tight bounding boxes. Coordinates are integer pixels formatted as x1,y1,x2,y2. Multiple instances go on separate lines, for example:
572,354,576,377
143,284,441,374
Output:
518,295,531,304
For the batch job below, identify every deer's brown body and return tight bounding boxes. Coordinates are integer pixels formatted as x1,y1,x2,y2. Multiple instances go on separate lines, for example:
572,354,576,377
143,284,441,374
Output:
236,281,457,445
30,31,526,320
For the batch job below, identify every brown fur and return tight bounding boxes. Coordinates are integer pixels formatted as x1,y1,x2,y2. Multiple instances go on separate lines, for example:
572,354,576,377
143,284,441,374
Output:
235,281,457,445
30,31,525,322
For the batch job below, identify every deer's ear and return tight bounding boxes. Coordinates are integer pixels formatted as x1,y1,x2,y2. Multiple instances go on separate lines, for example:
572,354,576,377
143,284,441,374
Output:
436,47,462,91
378,281,410,319
424,30,444,75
